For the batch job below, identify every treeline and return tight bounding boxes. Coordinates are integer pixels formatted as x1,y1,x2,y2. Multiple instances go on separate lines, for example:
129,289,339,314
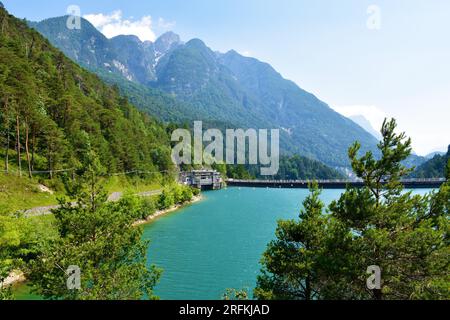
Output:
0,7,174,183
157,184,200,212
274,155,344,180
222,155,345,180
126,183,200,221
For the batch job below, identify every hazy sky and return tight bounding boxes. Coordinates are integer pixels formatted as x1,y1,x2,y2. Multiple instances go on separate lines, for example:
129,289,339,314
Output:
3,0,449,155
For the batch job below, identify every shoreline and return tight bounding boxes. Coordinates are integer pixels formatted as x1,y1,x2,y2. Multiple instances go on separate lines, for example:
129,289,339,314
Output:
133,194,204,227
1,271,26,288
6,194,204,290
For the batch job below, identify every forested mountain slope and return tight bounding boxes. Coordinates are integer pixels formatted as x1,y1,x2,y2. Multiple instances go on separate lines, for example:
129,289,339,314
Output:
0,7,174,182
412,146,449,178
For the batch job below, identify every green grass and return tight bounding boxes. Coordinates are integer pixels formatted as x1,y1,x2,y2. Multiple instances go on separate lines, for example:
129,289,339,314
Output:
0,172,62,213
0,153,163,213
103,176,162,194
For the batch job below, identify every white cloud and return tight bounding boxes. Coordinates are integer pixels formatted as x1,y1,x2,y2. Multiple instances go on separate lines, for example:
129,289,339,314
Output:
332,105,387,132
84,10,156,42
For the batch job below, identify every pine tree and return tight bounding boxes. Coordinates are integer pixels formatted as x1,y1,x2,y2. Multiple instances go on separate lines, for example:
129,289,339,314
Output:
255,183,327,300
27,152,162,300
255,119,449,300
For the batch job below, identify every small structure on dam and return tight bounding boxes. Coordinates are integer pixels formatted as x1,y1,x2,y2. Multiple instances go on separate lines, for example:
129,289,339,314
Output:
180,170,224,190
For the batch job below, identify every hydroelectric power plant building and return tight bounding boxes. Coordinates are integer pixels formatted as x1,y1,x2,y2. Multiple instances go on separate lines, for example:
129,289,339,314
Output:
180,170,224,190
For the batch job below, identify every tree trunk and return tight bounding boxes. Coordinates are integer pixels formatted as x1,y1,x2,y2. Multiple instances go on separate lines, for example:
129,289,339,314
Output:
3,97,9,173
16,114,21,177
305,275,311,301
5,125,10,173
31,130,36,170
48,143,53,180
25,117,32,178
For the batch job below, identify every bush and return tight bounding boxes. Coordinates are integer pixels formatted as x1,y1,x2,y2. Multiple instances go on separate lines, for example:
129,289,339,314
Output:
158,188,175,210
171,184,184,204
181,187,194,203
140,197,156,219
157,185,198,210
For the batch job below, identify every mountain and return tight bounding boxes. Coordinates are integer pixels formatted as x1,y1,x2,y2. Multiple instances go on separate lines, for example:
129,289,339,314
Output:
349,115,382,140
0,7,174,179
411,145,450,178
425,150,446,159
31,16,380,168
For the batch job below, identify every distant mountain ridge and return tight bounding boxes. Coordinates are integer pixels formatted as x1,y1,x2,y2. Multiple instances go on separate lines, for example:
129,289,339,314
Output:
412,146,450,178
349,115,382,140
425,150,446,159
31,16,381,168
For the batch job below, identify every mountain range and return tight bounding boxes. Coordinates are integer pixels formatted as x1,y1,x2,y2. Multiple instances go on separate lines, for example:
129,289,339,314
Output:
29,16,385,169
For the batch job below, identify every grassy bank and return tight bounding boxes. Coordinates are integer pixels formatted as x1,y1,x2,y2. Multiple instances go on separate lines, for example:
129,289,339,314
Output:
0,153,165,213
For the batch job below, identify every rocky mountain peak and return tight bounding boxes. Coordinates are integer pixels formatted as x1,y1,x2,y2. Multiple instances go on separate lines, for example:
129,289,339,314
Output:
155,31,181,55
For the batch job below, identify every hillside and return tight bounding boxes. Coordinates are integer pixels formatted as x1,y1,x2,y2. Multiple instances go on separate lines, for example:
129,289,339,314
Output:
411,146,449,178
0,7,175,194
274,155,345,180
31,16,380,168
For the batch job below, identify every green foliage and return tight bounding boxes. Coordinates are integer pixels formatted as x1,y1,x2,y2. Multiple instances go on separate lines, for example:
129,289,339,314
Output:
274,155,345,180
348,119,413,204
157,184,197,210
222,288,249,301
139,197,157,220
0,6,175,189
26,163,162,300
0,167,61,212
226,164,255,180
412,145,450,178
0,213,57,300
255,182,327,300
158,188,175,210
255,119,449,300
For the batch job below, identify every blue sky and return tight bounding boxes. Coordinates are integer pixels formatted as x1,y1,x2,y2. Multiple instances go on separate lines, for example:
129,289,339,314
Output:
3,0,450,155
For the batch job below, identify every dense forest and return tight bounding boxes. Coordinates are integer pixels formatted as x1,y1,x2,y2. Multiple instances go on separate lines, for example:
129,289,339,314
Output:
412,146,449,178
0,7,174,187
274,155,344,180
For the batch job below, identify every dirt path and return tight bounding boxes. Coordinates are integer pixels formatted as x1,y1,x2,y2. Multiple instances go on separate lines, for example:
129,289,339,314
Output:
23,189,162,217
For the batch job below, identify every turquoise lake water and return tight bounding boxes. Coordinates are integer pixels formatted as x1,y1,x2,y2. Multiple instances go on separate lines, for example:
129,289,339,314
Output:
142,187,432,300
14,187,433,300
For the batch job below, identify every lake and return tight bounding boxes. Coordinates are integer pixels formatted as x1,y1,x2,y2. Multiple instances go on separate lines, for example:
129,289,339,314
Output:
142,187,432,300
13,187,433,300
